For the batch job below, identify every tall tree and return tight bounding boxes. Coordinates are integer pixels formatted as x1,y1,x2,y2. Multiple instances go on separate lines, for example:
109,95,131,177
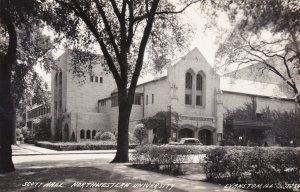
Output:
43,0,197,162
209,0,300,103
0,0,54,173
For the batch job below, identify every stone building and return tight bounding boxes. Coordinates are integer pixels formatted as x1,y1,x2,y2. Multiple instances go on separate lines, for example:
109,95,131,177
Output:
51,48,297,145
50,50,117,141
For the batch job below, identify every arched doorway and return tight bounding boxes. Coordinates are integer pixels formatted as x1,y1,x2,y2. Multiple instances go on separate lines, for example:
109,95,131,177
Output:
63,124,69,142
198,129,212,145
179,128,194,139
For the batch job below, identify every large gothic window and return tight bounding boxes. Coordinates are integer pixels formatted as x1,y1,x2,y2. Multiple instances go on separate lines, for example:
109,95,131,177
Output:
196,74,202,90
185,71,193,105
185,72,192,89
196,73,204,106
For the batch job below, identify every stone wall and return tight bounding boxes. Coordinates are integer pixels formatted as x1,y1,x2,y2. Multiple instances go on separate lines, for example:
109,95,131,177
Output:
68,112,111,141
141,78,170,118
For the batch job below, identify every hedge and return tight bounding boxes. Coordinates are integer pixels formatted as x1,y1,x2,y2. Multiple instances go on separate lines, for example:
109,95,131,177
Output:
203,147,300,185
35,141,137,151
131,144,212,174
131,144,300,183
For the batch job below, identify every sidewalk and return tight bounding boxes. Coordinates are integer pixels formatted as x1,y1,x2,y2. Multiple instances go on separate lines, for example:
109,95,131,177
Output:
12,144,135,156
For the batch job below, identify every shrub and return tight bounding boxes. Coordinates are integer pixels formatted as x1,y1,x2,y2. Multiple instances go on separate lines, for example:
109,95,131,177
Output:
203,146,300,185
134,126,148,145
94,130,104,140
21,127,28,136
16,128,22,137
35,141,137,151
99,131,115,141
35,117,51,141
131,144,209,174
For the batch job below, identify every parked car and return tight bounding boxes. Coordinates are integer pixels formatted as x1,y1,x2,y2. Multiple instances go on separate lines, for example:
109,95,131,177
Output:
169,138,203,145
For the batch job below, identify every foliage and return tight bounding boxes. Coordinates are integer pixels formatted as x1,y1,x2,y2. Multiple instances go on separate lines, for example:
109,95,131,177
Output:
204,0,300,101
15,128,23,141
34,117,51,141
223,101,296,146
262,108,296,146
141,111,179,144
94,130,104,140
99,131,116,141
70,131,76,142
131,144,214,174
0,0,55,173
203,147,300,185
35,141,137,151
53,118,62,141
134,125,148,145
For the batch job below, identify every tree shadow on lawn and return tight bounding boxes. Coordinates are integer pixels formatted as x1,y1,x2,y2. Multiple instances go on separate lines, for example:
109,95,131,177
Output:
0,160,185,192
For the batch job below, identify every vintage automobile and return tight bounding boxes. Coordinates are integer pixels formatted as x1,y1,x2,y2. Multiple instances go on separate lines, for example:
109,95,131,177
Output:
169,138,203,145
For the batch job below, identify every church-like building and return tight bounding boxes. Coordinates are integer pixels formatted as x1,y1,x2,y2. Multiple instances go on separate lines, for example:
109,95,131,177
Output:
51,48,297,145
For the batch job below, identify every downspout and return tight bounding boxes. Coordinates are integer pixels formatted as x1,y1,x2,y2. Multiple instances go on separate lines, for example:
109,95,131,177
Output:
76,112,78,142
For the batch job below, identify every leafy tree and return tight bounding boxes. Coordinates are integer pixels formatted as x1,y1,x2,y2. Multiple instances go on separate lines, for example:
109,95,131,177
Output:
207,0,300,104
0,0,54,173
261,108,296,146
134,125,148,145
42,0,197,162
224,101,296,146
141,111,179,144
34,117,51,141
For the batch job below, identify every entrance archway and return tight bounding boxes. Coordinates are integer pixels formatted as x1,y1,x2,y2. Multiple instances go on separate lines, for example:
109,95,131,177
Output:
63,124,69,142
198,129,212,145
179,128,194,139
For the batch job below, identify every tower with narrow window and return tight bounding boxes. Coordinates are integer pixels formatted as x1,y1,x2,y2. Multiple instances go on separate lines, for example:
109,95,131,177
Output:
50,50,117,141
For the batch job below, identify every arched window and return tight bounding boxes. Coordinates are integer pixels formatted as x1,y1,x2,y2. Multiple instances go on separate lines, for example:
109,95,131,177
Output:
80,130,85,139
86,130,91,139
196,74,202,90
54,73,58,111
55,72,58,87
58,72,62,110
185,72,192,89
185,72,193,105
196,72,204,106
92,130,96,139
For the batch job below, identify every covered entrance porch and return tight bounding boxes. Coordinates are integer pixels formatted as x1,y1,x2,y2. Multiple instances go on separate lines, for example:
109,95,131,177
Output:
173,125,216,145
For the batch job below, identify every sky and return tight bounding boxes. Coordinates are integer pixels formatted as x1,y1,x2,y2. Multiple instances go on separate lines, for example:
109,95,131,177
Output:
36,3,233,89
